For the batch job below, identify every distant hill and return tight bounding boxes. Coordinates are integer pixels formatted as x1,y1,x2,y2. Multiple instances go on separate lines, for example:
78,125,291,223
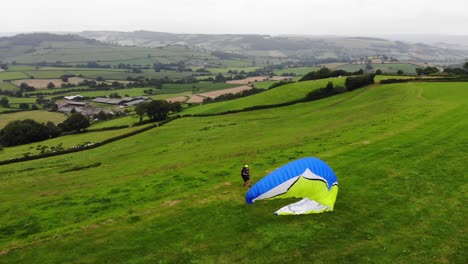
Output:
0,32,467,66
0,33,111,63
0,33,100,46
77,30,468,63
0,33,212,66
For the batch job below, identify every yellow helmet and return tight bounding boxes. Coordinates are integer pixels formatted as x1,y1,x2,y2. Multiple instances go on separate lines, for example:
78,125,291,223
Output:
244,165,249,168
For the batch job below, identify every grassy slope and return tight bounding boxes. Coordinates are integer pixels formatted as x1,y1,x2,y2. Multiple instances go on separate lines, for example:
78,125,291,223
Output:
0,82,466,263
0,124,154,161
0,111,65,129
183,77,347,115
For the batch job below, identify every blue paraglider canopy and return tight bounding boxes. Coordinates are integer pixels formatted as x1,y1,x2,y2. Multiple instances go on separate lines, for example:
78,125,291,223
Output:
245,157,338,215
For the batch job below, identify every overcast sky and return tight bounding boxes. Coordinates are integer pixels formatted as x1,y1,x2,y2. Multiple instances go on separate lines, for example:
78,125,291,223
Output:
2,0,467,36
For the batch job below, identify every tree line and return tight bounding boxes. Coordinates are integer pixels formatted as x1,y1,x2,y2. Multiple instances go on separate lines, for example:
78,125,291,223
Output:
134,100,182,123
299,67,364,82
0,113,92,147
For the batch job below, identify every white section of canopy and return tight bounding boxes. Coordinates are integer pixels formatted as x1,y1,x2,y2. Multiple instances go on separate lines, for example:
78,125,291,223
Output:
301,169,329,188
274,198,330,215
252,176,299,202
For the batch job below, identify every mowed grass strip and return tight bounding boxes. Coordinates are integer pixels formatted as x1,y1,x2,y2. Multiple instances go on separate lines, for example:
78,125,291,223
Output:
0,82,466,263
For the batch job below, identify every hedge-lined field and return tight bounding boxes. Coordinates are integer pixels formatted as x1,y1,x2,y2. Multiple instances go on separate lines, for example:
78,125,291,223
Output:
0,124,153,161
0,81,466,263
0,111,65,129
336,63,422,74
182,77,347,115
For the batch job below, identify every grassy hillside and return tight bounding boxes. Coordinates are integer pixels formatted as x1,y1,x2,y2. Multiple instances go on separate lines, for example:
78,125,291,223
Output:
183,77,347,115
0,111,65,129
0,124,153,161
0,81,466,263
77,31,468,63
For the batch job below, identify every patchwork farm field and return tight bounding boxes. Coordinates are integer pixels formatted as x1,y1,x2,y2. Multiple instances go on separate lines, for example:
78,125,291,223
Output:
0,111,66,129
0,81,466,263
12,77,84,89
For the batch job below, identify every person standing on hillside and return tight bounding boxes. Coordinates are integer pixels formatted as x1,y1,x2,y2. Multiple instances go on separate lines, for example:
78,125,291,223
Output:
241,165,252,188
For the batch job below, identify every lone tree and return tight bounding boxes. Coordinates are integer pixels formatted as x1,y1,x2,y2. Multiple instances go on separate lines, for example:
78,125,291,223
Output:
59,113,90,132
0,97,9,108
134,102,148,123
146,100,170,121
47,82,55,89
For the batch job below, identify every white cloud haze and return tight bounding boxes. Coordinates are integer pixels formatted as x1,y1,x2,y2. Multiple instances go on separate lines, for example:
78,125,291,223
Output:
2,0,467,35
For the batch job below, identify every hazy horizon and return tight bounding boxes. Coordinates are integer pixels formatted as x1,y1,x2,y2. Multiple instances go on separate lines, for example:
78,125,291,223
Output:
2,0,468,36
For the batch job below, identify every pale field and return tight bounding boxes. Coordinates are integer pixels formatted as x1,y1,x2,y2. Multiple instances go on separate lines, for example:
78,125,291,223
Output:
226,76,269,84
12,77,85,89
198,85,252,98
166,96,189,103
185,94,207,104
168,85,253,104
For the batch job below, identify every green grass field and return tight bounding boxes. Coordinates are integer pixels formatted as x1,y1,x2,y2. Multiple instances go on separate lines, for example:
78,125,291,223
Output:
273,66,321,76
0,124,153,161
89,115,141,129
3,44,215,67
0,81,466,263
0,81,18,91
28,82,239,99
23,71,69,79
183,77,347,115
0,111,66,129
6,97,39,108
0,71,30,81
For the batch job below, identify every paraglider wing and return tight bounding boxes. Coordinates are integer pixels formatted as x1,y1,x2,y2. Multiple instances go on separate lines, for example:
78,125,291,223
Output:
245,157,338,215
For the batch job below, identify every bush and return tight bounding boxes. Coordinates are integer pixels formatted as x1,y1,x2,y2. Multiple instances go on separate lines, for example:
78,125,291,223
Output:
345,74,375,91
299,67,362,82
0,119,60,146
268,80,294,89
59,113,90,132
305,82,346,101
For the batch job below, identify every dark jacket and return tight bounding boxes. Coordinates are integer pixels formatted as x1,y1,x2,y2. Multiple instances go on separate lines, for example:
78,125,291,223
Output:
241,167,250,177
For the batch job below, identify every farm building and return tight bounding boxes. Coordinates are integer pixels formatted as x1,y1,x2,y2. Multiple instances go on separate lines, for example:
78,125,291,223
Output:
92,96,148,106
65,101,86,107
92,97,110,103
64,95,84,100
58,106,82,113
124,99,147,107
